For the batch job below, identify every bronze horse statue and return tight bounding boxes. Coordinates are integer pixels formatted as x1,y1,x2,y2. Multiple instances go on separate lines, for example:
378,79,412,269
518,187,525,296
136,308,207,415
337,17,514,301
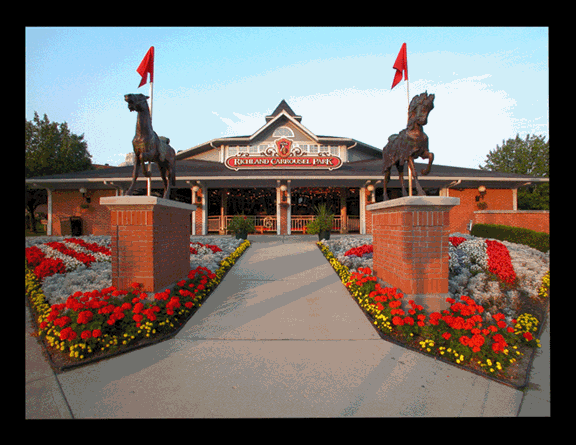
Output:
124,93,176,199
382,91,435,200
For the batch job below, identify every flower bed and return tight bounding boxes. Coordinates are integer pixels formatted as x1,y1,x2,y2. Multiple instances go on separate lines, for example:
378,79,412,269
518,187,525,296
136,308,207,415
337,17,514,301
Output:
317,240,545,385
26,237,250,369
322,234,549,322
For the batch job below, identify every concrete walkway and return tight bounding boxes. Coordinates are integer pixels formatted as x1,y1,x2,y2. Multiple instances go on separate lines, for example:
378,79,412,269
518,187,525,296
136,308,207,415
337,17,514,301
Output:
25,235,549,418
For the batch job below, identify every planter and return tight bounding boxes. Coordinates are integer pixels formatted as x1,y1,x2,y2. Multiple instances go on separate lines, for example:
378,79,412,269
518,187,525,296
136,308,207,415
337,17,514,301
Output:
318,230,331,241
235,231,248,240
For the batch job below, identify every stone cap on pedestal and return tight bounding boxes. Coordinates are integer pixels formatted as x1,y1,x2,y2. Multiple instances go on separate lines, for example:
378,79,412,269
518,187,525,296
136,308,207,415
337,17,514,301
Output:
100,196,197,211
366,196,460,211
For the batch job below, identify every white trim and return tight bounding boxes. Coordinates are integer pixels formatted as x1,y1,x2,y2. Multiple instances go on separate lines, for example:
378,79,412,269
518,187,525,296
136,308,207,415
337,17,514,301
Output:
26,175,550,185
287,180,292,235
100,196,197,211
276,181,281,235
360,187,366,235
47,188,52,236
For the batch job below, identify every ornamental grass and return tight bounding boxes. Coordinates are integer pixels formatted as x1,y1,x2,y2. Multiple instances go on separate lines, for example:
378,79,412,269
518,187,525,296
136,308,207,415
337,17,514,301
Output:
317,241,542,382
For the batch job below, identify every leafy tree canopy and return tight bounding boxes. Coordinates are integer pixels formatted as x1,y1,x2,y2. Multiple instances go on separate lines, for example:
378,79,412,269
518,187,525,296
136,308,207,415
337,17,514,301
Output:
479,134,549,210
25,112,93,178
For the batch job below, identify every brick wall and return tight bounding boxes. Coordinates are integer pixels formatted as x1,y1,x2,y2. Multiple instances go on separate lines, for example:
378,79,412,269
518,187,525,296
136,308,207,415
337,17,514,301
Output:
367,198,459,310
103,197,195,293
474,210,549,234
441,188,514,234
52,189,116,236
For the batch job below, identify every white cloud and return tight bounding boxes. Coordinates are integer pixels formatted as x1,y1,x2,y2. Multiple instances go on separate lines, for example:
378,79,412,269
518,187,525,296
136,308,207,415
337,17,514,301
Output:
216,111,268,137
214,74,543,169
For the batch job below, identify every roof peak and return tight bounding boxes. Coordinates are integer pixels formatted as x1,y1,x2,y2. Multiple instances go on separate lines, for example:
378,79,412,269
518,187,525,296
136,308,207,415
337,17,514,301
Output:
265,100,302,122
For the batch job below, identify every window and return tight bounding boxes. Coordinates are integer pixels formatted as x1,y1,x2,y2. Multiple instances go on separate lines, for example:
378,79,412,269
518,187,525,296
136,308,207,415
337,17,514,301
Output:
249,145,259,154
330,146,339,156
309,145,319,153
273,126,294,138
228,146,247,156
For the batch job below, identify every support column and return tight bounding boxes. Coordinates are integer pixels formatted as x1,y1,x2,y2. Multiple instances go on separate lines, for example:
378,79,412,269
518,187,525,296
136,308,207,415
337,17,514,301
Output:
276,180,289,235
220,188,228,235
366,196,460,312
340,187,348,234
359,186,366,235
101,196,196,293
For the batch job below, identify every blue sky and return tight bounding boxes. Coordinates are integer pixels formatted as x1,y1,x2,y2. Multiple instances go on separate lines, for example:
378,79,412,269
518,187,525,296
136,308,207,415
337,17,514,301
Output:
25,27,548,170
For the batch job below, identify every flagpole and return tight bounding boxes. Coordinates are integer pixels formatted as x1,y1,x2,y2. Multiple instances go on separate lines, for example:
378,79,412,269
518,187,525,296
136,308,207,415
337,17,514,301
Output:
147,80,153,196
405,46,413,197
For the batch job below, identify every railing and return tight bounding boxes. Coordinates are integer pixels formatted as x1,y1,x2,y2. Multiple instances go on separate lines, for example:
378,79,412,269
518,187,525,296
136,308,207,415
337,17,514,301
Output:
208,215,277,234
208,215,360,233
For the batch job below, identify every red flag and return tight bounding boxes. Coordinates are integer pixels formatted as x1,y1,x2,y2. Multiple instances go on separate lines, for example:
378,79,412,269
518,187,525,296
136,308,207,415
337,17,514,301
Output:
391,43,408,89
137,46,154,88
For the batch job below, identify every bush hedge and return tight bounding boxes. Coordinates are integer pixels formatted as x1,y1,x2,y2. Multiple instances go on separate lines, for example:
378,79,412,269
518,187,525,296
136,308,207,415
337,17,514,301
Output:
470,223,549,253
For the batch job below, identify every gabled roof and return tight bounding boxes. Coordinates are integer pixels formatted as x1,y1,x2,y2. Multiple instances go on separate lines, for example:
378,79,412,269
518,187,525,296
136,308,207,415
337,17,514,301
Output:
265,99,302,122
175,100,354,161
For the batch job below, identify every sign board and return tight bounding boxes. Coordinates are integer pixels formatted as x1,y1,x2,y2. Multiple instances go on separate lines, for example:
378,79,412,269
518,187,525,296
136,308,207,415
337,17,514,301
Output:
224,138,343,171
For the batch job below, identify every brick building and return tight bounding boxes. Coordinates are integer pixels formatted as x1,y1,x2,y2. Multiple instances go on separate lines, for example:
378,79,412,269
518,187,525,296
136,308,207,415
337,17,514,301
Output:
26,100,549,237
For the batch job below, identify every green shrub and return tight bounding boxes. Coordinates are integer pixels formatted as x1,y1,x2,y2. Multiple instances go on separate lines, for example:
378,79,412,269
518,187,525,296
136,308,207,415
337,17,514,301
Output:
470,223,549,253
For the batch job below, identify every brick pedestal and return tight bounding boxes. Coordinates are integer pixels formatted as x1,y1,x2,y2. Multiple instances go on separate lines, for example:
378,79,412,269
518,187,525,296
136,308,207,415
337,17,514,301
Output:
100,196,196,293
366,196,459,312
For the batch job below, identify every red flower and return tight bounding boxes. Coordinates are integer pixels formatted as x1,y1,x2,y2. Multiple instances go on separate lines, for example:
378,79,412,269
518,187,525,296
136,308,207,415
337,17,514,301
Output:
92,329,102,338
77,310,93,324
485,240,517,285
392,316,404,326
59,327,77,341
57,316,74,328
523,332,533,341
344,244,373,257
81,330,92,340
449,236,466,247
442,332,451,340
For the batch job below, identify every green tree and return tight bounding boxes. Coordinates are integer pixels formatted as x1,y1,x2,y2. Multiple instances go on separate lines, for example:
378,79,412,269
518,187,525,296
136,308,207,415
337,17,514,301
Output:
26,112,93,178
479,134,549,210
25,112,94,232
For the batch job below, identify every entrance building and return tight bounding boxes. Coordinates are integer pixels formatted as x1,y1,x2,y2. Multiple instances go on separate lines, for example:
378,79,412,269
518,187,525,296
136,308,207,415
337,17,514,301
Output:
26,100,549,237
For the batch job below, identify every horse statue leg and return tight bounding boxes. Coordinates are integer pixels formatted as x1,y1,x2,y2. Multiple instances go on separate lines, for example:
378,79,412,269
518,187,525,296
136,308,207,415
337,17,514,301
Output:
397,161,407,197
159,162,170,199
382,167,391,201
126,154,141,195
408,157,426,196
420,150,434,176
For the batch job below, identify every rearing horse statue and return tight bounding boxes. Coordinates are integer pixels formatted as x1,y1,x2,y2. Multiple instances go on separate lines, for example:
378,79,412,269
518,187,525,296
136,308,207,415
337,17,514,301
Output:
382,91,435,200
124,93,176,199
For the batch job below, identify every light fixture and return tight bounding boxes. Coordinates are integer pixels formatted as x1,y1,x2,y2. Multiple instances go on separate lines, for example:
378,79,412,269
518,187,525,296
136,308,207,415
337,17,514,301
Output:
279,184,288,202
476,185,487,202
79,187,91,204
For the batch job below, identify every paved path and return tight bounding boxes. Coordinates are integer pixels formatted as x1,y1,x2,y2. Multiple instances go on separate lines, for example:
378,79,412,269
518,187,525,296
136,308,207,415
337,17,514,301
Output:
25,236,549,417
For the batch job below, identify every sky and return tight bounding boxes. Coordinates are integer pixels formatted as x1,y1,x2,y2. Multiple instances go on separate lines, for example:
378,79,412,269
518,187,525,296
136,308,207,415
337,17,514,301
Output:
25,27,548,170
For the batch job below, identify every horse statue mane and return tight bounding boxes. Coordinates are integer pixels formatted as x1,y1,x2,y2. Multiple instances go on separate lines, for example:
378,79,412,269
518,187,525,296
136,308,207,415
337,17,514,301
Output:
381,91,435,200
124,93,176,199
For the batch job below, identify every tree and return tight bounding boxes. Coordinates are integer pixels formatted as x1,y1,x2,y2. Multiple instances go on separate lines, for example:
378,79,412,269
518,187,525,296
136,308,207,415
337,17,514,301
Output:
479,134,549,210
25,112,94,232
26,112,93,178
